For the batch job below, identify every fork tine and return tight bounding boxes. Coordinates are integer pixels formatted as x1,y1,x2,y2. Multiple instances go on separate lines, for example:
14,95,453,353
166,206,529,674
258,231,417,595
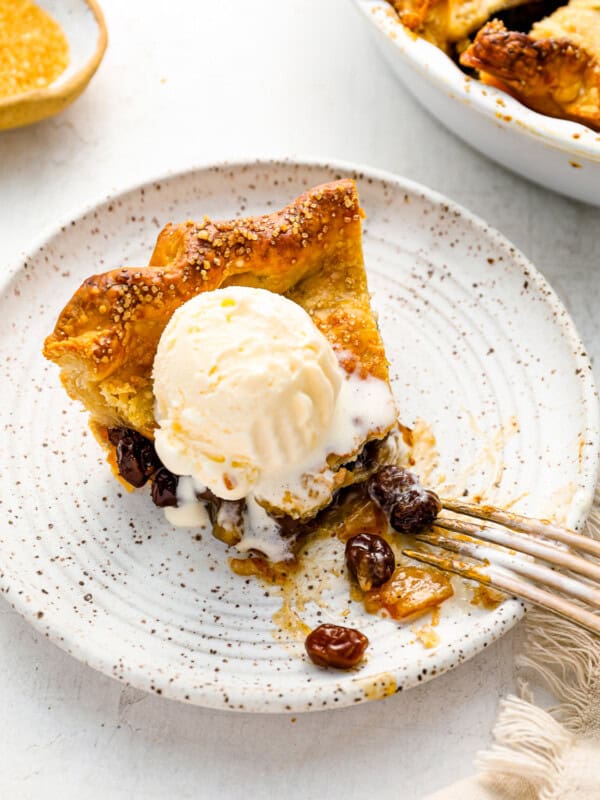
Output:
436,516,600,584
416,531,600,609
403,547,600,636
441,498,600,559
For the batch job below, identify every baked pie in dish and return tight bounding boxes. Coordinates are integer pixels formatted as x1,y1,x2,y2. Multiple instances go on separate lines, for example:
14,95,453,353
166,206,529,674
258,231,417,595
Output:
44,180,440,573
389,0,600,130
461,0,600,131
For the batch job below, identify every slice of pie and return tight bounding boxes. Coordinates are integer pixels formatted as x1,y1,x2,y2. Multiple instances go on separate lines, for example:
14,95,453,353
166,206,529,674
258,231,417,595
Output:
43,180,405,560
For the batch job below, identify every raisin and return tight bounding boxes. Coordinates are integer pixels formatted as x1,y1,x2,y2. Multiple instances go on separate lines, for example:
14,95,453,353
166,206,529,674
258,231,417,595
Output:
305,624,369,669
138,438,161,478
107,427,127,446
345,533,396,591
368,466,441,534
109,427,161,488
151,468,178,507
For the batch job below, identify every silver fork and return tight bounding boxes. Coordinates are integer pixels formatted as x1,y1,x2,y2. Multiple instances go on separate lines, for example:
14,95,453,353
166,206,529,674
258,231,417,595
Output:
403,498,600,635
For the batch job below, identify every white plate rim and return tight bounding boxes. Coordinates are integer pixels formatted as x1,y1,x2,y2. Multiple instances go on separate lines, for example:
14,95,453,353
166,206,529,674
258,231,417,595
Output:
1,157,598,712
352,0,600,162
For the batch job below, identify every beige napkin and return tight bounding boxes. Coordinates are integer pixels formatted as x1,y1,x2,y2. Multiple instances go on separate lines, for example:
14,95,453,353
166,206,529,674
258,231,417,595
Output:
425,489,600,800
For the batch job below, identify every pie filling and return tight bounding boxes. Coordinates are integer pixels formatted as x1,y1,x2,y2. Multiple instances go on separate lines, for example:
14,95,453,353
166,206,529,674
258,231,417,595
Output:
390,0,600,131
108,420,406,562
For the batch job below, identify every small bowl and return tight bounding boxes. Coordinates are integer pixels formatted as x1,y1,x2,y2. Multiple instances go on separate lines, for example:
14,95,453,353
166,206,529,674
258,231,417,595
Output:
353,0,600,206
0,0,107,131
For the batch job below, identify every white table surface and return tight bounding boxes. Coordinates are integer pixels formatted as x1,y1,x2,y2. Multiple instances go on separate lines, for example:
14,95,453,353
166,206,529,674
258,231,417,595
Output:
1,2,598,798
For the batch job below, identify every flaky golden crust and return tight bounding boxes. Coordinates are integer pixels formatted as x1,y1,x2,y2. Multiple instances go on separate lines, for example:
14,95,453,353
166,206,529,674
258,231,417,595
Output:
392,0,450,51
392,0,528,51
460,16,600,130
44,180,391,444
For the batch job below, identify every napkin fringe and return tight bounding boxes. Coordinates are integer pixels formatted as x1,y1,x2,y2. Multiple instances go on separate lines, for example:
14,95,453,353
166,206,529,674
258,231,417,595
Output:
519,491,600,734
517,610,600,733
476,696,573,799
475,487,600,799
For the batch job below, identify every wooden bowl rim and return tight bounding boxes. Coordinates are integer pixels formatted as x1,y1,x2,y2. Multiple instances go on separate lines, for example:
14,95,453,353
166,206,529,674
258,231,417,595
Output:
0,0,108,114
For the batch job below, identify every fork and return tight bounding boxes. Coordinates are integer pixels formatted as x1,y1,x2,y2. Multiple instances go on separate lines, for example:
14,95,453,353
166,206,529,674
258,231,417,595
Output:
402,498,600,635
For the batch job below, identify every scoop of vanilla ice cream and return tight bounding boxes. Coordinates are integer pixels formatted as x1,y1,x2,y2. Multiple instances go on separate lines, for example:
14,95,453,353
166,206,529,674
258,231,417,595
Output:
152,286,343,501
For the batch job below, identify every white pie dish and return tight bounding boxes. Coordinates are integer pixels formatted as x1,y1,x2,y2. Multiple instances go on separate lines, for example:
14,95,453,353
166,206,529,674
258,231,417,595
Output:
0,158,598,712
353,0,600,206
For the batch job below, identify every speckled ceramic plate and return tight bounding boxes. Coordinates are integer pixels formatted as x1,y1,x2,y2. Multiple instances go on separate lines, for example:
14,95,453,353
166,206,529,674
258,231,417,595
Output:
1,159,598,712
